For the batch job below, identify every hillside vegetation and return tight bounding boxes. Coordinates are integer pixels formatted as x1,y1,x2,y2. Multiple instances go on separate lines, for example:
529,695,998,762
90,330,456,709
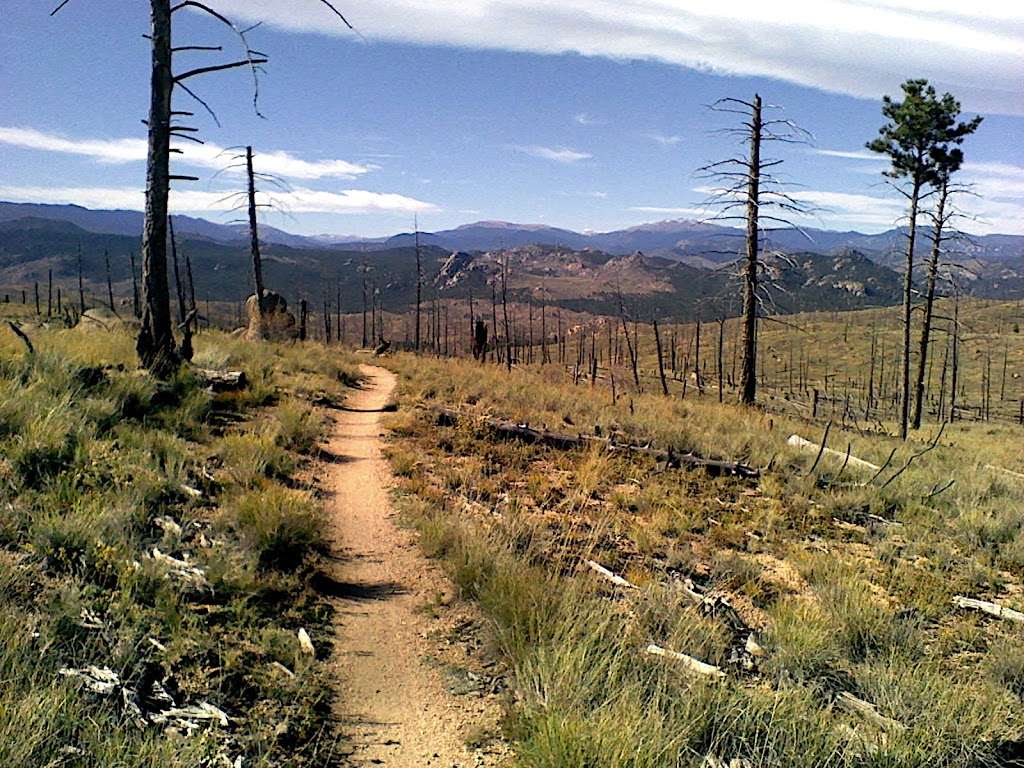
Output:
0,308,357,767
380,344,1024,766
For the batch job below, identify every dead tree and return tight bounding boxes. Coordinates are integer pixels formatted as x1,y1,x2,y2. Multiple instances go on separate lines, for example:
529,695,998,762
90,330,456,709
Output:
77,243,86,314
129,251,141,319
653,316,669,396
104,250,115,313
501,256,512,371
698,94,814,405
246,145,265,333
51,0,354,374
185,253,197,331
912,172,969,429
414,216,423,352
169,218,193,360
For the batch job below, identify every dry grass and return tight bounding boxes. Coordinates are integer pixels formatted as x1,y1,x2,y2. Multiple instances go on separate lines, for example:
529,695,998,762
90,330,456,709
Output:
380,344,1024,767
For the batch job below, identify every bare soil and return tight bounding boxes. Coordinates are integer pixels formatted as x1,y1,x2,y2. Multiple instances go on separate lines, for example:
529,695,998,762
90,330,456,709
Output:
323,364,508,767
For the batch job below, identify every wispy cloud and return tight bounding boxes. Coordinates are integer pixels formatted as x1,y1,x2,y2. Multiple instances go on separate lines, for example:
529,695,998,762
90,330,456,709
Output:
629,205,708,217
510,145,592,163
644,132,683,146
558,190,608,199
812,148,882,161
211,0,1024,115
0,126,372,180
0,184,437,215
962,162,1024,200
573,112,604,126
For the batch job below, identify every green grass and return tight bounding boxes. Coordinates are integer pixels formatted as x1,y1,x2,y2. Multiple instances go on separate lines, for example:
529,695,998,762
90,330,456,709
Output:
0,316,359,767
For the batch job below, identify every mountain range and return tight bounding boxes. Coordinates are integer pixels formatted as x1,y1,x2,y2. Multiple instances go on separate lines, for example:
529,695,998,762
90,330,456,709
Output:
1,201,1023,322
3,201,1022,266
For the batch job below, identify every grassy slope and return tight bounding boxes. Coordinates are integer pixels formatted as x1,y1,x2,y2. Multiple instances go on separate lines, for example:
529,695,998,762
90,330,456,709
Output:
0,310,358,767
381,351,1024,767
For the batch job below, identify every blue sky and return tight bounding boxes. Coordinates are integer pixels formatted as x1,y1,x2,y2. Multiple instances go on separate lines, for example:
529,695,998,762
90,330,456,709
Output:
1,0,1022,236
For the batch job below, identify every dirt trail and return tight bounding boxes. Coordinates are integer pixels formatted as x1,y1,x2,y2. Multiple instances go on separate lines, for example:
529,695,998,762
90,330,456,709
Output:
323,364,505,767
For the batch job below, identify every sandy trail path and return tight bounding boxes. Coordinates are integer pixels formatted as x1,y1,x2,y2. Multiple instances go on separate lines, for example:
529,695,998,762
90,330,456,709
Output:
323,364,503,767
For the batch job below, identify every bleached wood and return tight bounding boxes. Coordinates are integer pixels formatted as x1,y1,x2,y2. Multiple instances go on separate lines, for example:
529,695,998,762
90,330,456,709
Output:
644,644,726,679
835,692,905,733
985,464,1024,482
586,560,637,589
787,434,880,472
953,595,1024,623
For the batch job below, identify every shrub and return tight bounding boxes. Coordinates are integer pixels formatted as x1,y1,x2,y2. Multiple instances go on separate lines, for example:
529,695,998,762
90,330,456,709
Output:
274,399,321,454
219,431,293,487
228,487,323,570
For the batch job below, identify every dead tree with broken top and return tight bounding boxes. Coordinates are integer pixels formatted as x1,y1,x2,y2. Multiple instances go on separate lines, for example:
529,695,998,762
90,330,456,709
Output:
911,169,972,429
50,0,354,375
169,218,193,360
697,94,814,406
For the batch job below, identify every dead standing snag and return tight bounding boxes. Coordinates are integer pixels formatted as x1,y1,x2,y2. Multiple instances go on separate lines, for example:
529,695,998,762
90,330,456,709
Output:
50,0,354,375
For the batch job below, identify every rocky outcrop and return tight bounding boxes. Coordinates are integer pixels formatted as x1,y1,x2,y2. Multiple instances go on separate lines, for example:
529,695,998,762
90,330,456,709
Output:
244,290,297,342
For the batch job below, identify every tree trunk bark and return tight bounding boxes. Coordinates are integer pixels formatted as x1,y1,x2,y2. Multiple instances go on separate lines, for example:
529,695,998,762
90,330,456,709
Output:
414,226,422,352
912,177,947,430
169,218,192,360
501,257,512,372
246,145,265,338
739,94,762,405
137,0,178,376
899,170,923,439
653,317,668,395
129,251,141,318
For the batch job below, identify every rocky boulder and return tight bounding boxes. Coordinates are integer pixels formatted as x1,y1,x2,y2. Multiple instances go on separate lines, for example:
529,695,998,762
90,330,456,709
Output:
244,290,297,341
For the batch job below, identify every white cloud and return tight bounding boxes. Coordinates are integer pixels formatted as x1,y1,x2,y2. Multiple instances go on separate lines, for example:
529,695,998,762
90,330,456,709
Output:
812,148,883,161
0,126,371,180
207,0,1024,115
629,205,709,217
574,112,604,126
511,145,592,163
644,132,683,146
962,162,1024,200
0,184,437,215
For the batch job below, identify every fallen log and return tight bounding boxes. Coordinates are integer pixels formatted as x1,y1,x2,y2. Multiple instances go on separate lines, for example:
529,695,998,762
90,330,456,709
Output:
952,595,1024,623
645,644,726,679
787,434,880,472
985,464,1024,482
436,407,759,479
586,560,637,589
835,692,905,733
6,321,34,355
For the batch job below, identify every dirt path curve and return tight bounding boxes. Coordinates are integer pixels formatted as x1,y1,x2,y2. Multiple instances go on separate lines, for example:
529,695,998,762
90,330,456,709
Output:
324,364,504,768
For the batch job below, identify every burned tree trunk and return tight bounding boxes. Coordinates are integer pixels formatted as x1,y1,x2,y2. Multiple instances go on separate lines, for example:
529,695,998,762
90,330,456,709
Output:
169,219,192,360
77,243,86,314
184,253,197,331
246,145,265,339
739,94,762,406
414,222,422,352
653,317,669,396
912,176,950,430
129,251,141,319
136,0,178,376
104,250,115,313
501,257,512,372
